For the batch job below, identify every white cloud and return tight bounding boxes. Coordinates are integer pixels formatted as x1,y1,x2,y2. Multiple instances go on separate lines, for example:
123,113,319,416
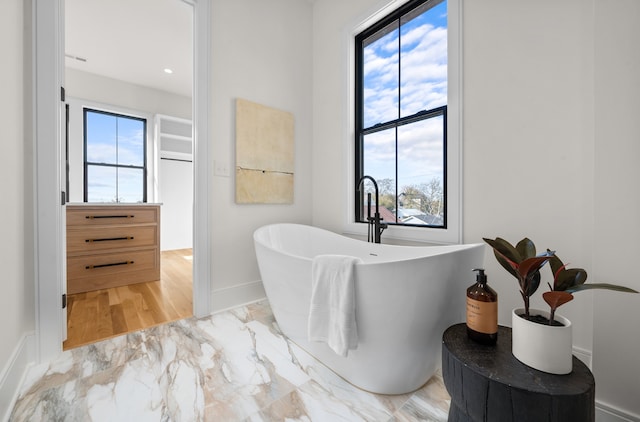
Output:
117,129,145,165
87,143,117,163
397,117,444,182
400,23,433,48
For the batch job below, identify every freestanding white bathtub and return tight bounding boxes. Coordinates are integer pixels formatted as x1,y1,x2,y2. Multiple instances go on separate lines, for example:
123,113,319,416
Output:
253,223,485,395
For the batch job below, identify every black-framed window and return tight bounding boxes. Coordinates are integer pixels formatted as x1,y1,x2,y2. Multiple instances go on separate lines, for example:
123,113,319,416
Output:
355,0,447,228
83,108,147,203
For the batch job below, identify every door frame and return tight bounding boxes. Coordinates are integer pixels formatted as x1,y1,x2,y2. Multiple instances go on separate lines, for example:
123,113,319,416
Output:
33,0,211,362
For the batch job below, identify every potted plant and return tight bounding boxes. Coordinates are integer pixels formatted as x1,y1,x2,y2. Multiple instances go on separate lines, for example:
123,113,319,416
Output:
483,237,638,374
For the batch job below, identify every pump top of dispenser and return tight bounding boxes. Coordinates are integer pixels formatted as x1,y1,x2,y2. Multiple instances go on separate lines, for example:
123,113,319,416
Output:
472,268,487,283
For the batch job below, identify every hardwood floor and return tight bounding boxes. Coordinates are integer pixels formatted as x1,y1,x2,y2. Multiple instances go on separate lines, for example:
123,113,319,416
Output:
63,248,193,350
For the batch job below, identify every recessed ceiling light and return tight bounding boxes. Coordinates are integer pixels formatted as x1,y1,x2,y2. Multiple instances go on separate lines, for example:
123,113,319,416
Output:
164,68,173,74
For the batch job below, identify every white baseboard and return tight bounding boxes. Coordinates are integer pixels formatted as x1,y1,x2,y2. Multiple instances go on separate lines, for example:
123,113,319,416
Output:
596,401,640,422
0,333,35,422
573,345,592,369
211,280,266,314
569,347,640,422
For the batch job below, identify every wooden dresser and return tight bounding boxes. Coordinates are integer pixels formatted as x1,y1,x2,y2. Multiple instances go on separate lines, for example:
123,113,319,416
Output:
66,204,161,294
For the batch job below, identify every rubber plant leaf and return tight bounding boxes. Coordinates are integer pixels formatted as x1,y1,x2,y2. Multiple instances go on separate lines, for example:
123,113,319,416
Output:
543,290,574,323
548,250,564,276
483,237,521,279
516,255,553,298
555,267,588,291
516,237,537,260
483,237,521,263
492,250,519,279
516,254,554,282
525,271,541,298
566,283,639,294
543,290,574,310
548,252,588,291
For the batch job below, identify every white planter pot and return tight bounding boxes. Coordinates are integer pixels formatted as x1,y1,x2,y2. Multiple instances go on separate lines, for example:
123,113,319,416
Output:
511,308,573,375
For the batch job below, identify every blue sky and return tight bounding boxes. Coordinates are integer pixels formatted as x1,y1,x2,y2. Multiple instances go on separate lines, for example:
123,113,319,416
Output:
86,111,145,166
362,0,447,191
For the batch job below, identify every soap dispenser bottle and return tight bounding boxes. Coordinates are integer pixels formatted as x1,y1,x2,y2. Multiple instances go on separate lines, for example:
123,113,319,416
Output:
466,268,498,345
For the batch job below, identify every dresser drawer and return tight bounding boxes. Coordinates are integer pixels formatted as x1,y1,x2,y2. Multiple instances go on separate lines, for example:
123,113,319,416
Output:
66,204,161,294
67,225,159,254
67,206,159,227
67,249,160,294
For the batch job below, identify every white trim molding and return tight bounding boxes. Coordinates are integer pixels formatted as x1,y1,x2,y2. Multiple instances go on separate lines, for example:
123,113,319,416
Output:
33,0,66,363
572,345,592,369
210,281,266,314
189,0,212,318
0,333,35,422
595,402,640,422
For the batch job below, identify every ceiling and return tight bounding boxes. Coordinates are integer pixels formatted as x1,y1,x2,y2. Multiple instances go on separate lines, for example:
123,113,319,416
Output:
65,0,193,98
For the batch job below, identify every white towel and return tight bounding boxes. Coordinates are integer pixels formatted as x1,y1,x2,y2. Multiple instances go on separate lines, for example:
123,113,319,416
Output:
308,254,362,357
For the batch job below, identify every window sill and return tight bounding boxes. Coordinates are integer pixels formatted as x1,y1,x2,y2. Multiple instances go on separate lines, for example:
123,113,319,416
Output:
342,221,461,245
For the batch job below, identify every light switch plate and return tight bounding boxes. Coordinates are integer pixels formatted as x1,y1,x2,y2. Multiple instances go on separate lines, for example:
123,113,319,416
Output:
214,160,230,177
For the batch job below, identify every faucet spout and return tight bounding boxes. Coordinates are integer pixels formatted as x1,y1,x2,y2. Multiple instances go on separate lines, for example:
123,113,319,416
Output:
357,175,387,243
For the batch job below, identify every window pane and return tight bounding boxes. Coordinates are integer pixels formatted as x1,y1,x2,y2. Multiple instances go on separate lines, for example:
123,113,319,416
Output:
363,21,399,128
87,165,117,203
86,112,117,164
397,116,444,226
117,167,144,203
117,117,145,166
362,128,397,222
400,0,447,118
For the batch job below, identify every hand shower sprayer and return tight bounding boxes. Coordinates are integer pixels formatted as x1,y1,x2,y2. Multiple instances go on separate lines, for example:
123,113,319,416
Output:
357,175,387,243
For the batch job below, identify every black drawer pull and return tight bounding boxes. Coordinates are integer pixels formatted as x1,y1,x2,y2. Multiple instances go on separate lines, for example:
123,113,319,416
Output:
85,236,134,243
85,260,134,270
85,215,135,219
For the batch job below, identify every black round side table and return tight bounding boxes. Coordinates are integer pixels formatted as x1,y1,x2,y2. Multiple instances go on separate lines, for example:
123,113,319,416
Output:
442,324,595,422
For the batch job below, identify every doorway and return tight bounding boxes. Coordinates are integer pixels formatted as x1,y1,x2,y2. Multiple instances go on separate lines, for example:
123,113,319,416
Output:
61,0,195,349
33,0,211,362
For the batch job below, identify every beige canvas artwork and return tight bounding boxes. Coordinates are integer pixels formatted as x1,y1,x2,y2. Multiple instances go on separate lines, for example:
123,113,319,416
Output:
235,98,294,204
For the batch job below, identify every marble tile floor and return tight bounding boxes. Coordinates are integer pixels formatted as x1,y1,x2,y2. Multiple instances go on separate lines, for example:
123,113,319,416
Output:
10,300,451,421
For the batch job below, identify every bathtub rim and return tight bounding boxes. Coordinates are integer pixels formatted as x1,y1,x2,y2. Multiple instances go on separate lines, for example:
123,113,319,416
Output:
253,223,483,265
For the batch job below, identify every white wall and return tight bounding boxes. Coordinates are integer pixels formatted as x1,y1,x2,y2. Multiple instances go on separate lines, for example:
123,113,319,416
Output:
311,0,639,418
462,0,595,355
65,68,192,120
209,0,313,309
311,0,382,235
593,1,640,418
0,0,28,364
0,0,35,418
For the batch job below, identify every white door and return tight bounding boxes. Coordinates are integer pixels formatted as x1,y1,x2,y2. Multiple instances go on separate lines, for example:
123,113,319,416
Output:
159,158,193,251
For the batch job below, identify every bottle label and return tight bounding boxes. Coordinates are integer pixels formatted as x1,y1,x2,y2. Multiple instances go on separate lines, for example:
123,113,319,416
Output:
466,298,498,334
